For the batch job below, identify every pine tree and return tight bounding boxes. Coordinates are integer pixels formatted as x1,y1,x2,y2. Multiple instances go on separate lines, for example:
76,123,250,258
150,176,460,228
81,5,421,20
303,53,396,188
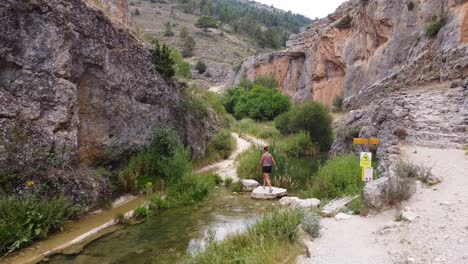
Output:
151,41,175,79
179,26,189,40
182,36,196,57
164,22,174,37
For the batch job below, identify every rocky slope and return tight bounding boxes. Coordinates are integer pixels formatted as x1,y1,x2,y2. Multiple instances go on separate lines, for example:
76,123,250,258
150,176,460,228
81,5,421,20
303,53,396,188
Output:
231,0,467,207
0,0,217,206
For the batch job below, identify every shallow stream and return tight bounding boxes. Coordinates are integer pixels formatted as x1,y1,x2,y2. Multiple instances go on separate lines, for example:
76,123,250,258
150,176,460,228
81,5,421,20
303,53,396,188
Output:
45,188,277,264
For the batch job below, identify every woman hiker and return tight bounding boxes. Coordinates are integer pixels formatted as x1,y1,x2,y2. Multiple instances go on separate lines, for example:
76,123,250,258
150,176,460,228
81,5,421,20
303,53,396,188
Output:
257,146,278,193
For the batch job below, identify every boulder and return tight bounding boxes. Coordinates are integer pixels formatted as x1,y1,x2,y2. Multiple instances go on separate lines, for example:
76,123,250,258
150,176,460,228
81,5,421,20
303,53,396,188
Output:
364,177,389,209
279,197,321,209
251,187,287,200
334,213,352,221
241,179,260,192
402,211,418,222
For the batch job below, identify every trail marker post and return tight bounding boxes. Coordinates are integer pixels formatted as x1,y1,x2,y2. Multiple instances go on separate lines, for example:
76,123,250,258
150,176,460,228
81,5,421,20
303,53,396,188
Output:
353,137,380,182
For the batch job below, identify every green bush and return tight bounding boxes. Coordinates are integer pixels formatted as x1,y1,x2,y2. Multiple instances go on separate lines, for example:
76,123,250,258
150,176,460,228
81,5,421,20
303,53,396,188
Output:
115,212,129,225
167,173,217,205
210,131,234,158
275,102,333,151
148,195,172,210
424,12,447,37
0,195,77,254
300,210,321,239
276,132,317,158
195,60,207,74
233,85,291,121
332,95,344,112
253,74,279,89
194,209,303,263
170,48,192,79
239,77,253,90
310,155,363,199
151,41,175,79
119,127,191,192
224,177,233,187
133,205,150,219
222,87,245,115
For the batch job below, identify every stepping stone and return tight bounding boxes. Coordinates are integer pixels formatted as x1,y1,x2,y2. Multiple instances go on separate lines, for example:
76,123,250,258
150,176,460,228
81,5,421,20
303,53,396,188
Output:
251,186,287,200
241,179,259,192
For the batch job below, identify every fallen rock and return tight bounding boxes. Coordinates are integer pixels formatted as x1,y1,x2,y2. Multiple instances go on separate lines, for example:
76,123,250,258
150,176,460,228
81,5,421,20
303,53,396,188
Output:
279,196,300,206
402,211,418,222
364,177,389,209
291,198,321,209
241,179,260,192
251,187,287,200
334,213,352,221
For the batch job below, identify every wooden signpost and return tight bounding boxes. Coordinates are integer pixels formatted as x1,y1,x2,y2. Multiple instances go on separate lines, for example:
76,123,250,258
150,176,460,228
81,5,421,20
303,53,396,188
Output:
353,137,380,182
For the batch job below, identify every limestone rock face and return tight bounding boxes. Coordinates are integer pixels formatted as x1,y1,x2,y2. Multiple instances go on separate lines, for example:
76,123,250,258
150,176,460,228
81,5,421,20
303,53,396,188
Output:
232,0,467,107
85,0,132,25
0,0,217,175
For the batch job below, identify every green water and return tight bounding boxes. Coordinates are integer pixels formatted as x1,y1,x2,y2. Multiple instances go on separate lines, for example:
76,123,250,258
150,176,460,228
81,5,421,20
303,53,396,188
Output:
46,188,277,264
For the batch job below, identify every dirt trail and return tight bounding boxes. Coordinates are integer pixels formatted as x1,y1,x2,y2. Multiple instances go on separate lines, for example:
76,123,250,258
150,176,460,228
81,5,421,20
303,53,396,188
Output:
299,146,468,264
197,133,252,181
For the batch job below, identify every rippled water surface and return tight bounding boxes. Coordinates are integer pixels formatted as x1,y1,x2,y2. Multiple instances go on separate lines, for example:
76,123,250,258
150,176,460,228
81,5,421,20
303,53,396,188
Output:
46,188,277,264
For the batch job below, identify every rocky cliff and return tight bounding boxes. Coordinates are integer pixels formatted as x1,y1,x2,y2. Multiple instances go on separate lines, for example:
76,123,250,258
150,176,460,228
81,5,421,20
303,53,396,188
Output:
231,0,467,208
85,0,132,25
0,0,217,204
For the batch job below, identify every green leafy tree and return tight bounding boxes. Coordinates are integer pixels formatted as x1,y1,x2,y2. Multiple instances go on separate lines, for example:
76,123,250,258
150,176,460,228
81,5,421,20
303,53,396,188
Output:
182,36,196,57
275,102,333,151
233,85,291,121
195,60,207,74
222,87,245,114
195,16,219,31
151,41,175,79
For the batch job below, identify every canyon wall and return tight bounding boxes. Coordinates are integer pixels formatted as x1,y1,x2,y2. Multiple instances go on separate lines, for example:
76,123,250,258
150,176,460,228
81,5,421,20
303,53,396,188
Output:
231,0,467,107
0,0,216,180
85,0,132,25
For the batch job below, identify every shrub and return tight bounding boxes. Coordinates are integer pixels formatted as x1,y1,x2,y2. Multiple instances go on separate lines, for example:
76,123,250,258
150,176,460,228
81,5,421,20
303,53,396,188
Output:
276,132,317,158
424,12,447,37
115,212,129,225
231,181,243,192
182,36,196,57
166,173,217,205
195,60,207,74
151,41,175,79
210,131,234,158
300,210,321,239
407,1,415,11
253,74,279,89
233,85,291,121
195,16,219,31
275,102,333,151
335,14,352,29
312,155,363,199
346,195,369,216
148,195,172,210
119,127,191,192
222,87,245,114
133,205,150,219
332,95,344,112
133,8,141,16
164,21,174,36
224,177,233,187
170,48,192,79
249,209,301,243
0,195,77,254
393,126,408,140
239,77,253,90
179,26,189,40
395,160,433,185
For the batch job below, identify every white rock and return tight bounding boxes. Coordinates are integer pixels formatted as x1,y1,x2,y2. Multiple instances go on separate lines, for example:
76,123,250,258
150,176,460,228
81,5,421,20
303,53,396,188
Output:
406,257,416,264
334,213,352,221
251,186,287,200
241,179,259,192
402,211,418,222
440,201,453,206
291,198,321,209
279,196,300,205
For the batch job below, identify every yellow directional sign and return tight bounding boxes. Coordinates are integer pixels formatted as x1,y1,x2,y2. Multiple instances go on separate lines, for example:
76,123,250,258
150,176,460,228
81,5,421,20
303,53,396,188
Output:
353,138,380,145
360,152,372,167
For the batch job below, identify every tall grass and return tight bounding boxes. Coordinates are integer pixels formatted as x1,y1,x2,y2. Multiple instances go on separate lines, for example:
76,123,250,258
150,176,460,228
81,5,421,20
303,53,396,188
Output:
193,209,303,264
276,131,318,158
0,195,77,254
301,155,363,199
233,118,280,140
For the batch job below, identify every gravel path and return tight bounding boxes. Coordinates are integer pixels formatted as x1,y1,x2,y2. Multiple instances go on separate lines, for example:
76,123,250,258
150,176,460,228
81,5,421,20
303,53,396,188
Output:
197,133,252,181
298,146,468,264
